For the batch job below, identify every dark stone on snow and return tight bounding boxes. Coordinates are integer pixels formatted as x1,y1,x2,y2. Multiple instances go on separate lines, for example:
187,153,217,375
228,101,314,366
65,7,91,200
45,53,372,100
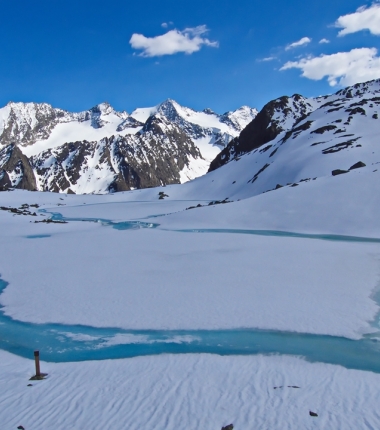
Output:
349,161,366,170
311,125,337,135
221,425,234,430
322,139,359,154
332,169,349,176
309,411,318,417
248,163,270,183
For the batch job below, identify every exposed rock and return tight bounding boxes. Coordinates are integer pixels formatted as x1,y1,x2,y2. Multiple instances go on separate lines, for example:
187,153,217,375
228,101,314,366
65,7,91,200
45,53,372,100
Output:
309,411,318,417
322,139,359,154
349,161,366,170
209,95,313,172
332,169,349,176
221,424,234,430
311,125,337,135
0,144,36,191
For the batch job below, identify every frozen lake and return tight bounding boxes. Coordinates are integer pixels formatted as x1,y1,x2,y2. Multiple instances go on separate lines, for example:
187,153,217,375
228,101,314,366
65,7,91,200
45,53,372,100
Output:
1,274,380,370
2,209,380,370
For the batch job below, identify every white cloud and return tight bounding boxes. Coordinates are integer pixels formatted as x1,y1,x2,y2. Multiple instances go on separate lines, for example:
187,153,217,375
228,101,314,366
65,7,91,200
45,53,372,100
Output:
280,47,380,86
161,22,174,29
285,37,311,51
130,25,219,57
319,38,330,44
336,3,380,36
260,56,276,62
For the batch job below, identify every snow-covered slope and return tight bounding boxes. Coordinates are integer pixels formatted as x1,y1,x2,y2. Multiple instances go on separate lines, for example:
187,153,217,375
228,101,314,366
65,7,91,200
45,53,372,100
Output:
201,79,380,200
0,99,256,193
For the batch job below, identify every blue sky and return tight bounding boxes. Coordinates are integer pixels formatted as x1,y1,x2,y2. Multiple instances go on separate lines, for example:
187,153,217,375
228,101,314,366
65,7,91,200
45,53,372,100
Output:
1,0,380,113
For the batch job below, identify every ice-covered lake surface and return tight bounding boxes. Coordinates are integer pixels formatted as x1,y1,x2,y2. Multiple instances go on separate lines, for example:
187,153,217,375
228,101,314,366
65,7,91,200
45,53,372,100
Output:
2,213,380,371
2,275,380,372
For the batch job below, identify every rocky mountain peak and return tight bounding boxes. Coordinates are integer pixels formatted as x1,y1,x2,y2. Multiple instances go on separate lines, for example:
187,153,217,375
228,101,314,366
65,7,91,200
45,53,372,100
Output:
156,99,181,120
203,108,216,115
209,94,312,172
86,102,129,129
220,106,259,132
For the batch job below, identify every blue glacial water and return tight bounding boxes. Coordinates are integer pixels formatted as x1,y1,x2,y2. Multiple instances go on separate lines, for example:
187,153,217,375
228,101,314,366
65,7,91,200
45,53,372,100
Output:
1,275,380,370
3,209,380,368
176,229,380,243
26,234,51,239
46,209,380,243
47,211,159,231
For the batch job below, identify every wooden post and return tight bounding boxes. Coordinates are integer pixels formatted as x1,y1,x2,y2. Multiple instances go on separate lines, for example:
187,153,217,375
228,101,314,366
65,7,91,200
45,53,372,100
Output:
34,350,40,377
29,350,47,380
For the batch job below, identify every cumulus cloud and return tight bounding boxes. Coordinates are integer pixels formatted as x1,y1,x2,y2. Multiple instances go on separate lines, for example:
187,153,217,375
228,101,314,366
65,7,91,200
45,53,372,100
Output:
280,47,380,86
285,37,311,50
336,3,380,36
130,25,219,57
319,38,330,44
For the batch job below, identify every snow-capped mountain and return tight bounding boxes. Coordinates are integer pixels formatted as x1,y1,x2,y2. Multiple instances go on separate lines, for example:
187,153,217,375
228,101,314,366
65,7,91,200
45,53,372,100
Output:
130,100,258,179
0,99,256,193
191,79,380,201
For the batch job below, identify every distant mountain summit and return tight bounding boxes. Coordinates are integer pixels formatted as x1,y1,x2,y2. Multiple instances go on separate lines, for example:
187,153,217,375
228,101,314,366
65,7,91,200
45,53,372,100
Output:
0,99,257,193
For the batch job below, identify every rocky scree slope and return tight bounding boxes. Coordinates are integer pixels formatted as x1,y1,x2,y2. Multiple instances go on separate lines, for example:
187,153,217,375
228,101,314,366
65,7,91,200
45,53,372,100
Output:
0,100,256,193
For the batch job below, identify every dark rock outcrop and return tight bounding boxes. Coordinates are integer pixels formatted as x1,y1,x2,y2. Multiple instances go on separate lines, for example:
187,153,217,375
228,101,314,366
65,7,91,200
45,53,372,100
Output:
209,94,313,172
349,161,366,170
0,144,36,191
332,169,349,176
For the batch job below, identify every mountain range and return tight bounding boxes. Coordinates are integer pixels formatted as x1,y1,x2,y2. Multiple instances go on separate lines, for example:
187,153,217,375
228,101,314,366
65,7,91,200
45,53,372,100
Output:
1,79,380,196
0,100,256,193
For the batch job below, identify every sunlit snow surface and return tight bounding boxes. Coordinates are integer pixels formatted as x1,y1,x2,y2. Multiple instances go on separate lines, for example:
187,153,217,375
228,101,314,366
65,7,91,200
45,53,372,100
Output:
1,168,380,428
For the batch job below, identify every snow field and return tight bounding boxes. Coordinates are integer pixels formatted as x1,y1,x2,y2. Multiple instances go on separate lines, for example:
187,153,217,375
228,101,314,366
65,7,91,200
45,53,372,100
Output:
1,351,380,429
